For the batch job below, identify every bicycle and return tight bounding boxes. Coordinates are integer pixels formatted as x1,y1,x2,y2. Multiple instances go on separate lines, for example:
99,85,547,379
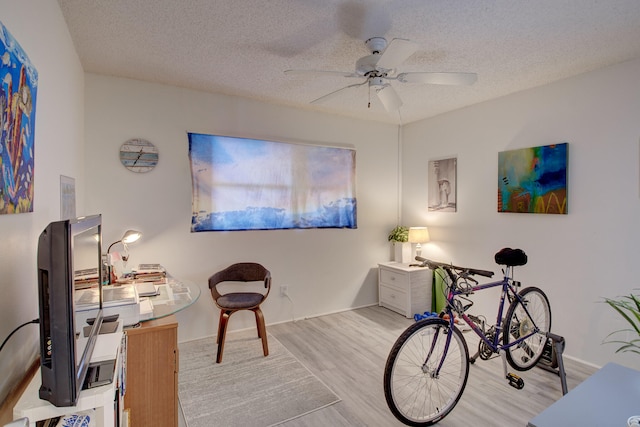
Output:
383,248,552,426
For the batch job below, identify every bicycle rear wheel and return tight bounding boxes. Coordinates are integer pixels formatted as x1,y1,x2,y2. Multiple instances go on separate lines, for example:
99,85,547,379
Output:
503,286,551,371
384,318,469,426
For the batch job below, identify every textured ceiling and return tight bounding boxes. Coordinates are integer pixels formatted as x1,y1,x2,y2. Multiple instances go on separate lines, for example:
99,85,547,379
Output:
57,0,640,125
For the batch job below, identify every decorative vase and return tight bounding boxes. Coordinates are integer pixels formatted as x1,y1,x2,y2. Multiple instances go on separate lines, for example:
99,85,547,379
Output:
393,242,411,263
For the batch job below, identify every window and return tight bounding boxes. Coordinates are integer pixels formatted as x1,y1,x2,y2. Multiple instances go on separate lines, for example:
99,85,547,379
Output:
188,133,357,231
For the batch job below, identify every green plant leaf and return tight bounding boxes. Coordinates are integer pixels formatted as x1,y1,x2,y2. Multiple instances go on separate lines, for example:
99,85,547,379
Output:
388,226,409,242
605,297,640,334
602,293,640,355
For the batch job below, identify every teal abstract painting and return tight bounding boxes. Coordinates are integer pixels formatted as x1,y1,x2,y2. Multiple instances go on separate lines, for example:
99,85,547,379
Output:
188,133,357,231
498,143,568,214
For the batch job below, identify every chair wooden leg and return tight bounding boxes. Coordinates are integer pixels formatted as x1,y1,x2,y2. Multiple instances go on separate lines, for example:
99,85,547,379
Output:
216,310,225,344
254,308,269,357
217,310,232,363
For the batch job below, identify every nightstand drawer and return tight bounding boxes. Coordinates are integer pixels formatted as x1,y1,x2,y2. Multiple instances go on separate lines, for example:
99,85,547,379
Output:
379,285,408,313
379,268,410,288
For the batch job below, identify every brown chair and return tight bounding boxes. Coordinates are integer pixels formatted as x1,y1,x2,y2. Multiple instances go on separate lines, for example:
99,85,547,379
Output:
208,262,271,363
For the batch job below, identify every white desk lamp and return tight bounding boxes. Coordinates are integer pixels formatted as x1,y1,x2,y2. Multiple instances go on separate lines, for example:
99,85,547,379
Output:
107,229,142,257
106,229,142,282
408,227,430,257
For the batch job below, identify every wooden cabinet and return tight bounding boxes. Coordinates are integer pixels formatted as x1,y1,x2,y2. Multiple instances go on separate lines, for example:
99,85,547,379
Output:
124,315,178,427
378,263,432,318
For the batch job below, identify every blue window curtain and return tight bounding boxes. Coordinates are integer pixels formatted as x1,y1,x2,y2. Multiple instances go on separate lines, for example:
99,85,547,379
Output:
188,133,357,231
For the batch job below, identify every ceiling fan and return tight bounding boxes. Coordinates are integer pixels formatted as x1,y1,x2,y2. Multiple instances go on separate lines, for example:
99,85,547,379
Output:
285,37,477,112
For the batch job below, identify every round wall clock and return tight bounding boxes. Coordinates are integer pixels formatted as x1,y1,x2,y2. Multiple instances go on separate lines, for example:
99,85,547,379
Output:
119,138,159,173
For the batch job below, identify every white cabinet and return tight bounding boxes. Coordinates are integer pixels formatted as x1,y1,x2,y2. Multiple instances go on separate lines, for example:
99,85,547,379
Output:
13,327,125,427
378,262,432,318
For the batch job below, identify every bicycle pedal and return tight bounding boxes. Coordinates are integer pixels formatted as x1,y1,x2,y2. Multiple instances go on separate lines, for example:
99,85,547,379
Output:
506,373,524,390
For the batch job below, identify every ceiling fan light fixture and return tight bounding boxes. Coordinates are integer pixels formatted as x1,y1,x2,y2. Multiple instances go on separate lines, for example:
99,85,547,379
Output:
370,76,385,87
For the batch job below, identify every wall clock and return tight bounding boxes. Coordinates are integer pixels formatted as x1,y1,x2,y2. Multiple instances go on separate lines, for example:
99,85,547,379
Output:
119,138,159,173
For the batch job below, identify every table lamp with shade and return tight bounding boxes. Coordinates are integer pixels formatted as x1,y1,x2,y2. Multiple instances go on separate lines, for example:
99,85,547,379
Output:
408,227,430,258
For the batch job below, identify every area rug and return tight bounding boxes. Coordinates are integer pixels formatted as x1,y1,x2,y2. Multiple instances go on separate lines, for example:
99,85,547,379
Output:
178,331,341,427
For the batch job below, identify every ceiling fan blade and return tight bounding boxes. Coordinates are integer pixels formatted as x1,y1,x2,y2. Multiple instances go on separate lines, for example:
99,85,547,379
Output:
375,84,403,112
285,69,359,78
397,72,478,85
311,80,368,105
376,38,419,71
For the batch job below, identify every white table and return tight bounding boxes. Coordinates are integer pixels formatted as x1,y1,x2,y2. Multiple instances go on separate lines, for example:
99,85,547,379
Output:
528,362,640,427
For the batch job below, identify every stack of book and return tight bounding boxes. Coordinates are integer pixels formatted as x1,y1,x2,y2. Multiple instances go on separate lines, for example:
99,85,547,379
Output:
74,268,100,289
132,264,166,282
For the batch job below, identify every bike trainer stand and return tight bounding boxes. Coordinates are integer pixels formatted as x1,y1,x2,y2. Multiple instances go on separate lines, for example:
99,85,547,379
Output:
469,328,569,395
537,331,568,395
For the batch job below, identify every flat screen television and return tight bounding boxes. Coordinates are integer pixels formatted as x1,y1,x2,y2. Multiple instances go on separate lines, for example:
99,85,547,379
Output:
37,214,104,407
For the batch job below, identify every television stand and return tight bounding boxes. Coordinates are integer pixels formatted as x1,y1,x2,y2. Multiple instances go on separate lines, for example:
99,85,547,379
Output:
13,324,124,427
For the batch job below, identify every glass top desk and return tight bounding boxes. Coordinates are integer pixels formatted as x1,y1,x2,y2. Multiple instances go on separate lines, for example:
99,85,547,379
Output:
528,362,640,427
132,276,201,322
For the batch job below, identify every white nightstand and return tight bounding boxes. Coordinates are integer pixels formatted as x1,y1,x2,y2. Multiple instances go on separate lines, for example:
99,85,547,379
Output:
378,262,432,318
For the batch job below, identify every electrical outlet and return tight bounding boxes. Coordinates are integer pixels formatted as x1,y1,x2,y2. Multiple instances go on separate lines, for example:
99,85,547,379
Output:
279,285,288,297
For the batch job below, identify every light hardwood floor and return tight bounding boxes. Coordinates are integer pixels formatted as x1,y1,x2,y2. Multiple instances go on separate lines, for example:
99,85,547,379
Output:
180,305,597,426
271,306,596,427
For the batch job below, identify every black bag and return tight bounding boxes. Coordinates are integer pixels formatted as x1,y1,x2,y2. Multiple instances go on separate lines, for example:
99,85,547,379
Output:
494,248,527,266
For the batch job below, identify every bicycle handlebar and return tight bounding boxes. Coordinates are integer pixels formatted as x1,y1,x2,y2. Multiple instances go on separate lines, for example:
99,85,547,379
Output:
414,256,495,278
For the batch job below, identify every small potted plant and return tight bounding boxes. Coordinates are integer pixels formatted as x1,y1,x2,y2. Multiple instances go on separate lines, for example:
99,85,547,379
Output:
388,226,410,263
603,292,640,355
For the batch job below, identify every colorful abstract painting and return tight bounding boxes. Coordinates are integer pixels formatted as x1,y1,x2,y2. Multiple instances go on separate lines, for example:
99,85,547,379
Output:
188,133,357,231
498,143,568,214
0,21,38,214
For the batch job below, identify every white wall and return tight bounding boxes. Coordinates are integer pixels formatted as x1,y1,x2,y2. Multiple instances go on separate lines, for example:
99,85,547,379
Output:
402,58,640,370
0,1,85,403
83,74,400,343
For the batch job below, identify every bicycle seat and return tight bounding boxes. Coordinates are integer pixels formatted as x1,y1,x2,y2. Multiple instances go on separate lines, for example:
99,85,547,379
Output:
494,248,527,266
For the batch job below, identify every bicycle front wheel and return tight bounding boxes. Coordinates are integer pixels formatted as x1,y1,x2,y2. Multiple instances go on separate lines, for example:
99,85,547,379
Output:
503,286,551,371
384,318,469,426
